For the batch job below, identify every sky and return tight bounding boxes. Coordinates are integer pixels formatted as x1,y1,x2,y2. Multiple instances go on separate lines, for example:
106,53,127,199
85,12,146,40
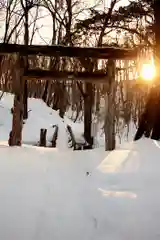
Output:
91,0,129,8
0,0,130,44
33,0,130,45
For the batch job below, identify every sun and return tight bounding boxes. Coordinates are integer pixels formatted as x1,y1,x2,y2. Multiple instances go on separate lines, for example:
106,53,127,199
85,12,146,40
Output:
141,63,156,81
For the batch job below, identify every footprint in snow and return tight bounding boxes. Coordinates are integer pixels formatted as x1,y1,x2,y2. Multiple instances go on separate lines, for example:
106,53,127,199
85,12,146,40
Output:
86,171,91,176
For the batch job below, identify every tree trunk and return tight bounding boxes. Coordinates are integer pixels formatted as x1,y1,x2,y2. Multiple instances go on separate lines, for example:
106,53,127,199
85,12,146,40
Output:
134,1,160,141
104,60,116,151
151,0,160,138
95,86,100,113
9,55,24,146
42,80,49,102
23,80,28,119
134,86,158,140
84,82,93,147
154,0,160,73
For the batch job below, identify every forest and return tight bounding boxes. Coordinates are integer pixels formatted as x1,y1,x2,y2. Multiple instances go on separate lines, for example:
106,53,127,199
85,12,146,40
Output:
0,0,157,150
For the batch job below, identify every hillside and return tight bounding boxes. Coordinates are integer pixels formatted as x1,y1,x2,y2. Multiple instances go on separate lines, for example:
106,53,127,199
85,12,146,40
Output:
0,92,86,148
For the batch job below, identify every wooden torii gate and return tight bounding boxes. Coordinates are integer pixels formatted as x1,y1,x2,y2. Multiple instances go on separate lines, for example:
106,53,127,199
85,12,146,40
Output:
0,43,137,147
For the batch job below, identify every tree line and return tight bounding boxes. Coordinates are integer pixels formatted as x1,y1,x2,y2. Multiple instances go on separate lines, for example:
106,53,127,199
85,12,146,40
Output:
0,0,156,149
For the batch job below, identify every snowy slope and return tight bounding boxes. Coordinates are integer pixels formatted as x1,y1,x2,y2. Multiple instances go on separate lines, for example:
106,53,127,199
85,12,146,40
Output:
0,139,159,239
0,92,136,148
0,92,84,147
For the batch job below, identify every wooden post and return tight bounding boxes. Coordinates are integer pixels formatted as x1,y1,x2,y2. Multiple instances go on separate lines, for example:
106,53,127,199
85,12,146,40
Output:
67,125,77,150
52,125,58,147
40,128,47,147
104,60,116,151
9,55,25,146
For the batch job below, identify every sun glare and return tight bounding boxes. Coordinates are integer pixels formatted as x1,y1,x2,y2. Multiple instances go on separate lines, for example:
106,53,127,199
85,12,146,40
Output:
141,63,156,81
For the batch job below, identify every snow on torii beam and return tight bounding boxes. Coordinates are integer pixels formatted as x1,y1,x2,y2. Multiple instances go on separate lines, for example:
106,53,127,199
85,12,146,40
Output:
0,43,137,59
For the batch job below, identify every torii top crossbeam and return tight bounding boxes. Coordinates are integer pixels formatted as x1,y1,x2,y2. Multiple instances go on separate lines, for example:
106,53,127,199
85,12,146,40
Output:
0,43,137,59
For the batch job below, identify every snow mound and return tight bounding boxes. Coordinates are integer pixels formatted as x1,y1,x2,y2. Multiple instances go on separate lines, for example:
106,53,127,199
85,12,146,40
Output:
0,93,84,147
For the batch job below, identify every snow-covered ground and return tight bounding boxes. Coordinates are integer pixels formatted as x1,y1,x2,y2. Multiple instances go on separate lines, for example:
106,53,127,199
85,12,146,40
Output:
0,139,160,240
0,92,136,148
0,93,159,240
